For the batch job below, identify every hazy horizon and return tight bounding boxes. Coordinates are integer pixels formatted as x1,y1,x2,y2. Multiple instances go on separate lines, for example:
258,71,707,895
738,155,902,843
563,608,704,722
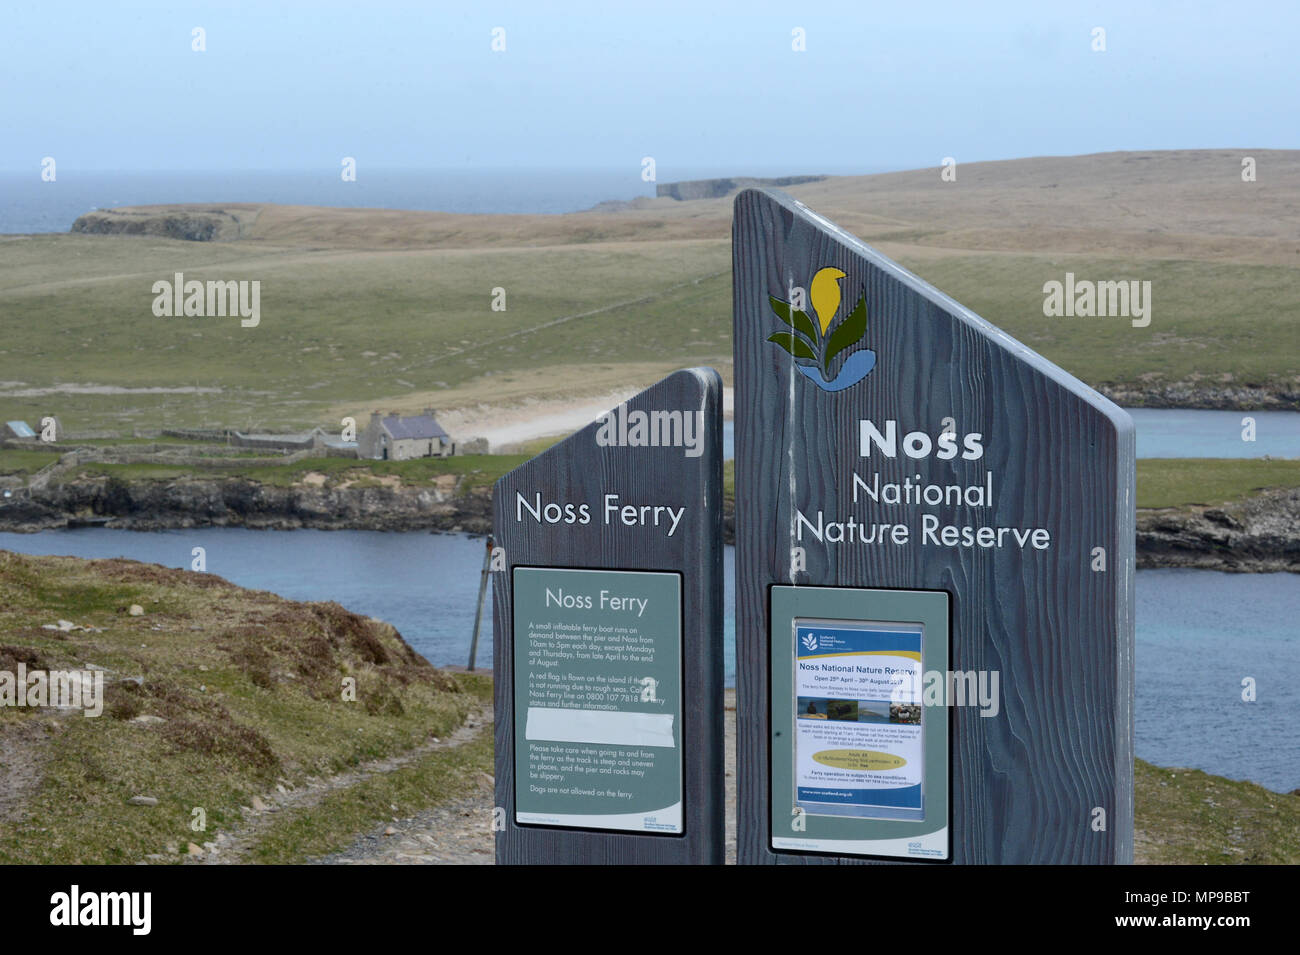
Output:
1,163,911,234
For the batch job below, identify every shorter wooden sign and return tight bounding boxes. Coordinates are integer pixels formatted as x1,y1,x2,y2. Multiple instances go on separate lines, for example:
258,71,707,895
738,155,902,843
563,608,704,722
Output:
493,368,725,864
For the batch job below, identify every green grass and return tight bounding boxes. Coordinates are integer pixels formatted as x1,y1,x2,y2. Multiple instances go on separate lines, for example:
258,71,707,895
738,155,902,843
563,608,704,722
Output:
1135,759,1300,864
0,550,480,864
248,679,492,863
0,232,280,291
0,234,732,432
893,253,1300,390
0,448,61,476
72,436,219,447
76,463,192,481
1136,458,1300,508
3,235,1296,437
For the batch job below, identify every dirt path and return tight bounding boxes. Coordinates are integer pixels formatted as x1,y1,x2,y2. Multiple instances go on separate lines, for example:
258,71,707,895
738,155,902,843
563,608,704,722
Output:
311,788,497,864
183,688,736,864
188,702,493,864
0,719,52,824
310,691,740,865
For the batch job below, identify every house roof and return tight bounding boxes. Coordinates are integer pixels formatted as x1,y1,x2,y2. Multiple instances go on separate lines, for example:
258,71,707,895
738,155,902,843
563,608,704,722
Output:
381,414,448,441
5,421,35,437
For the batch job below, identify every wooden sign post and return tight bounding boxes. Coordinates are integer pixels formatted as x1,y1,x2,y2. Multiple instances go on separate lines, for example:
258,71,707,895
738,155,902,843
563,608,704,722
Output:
493,368,724,864
733,188,1135,864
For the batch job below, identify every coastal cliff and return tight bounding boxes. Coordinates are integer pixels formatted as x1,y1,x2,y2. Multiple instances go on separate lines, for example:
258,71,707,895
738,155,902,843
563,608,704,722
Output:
655,175,826,201
1136,487,1300,572
70,206,254,241
3,475,1296,572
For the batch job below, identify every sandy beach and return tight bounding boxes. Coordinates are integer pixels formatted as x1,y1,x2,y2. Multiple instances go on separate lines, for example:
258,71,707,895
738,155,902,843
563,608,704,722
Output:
437,386,735,452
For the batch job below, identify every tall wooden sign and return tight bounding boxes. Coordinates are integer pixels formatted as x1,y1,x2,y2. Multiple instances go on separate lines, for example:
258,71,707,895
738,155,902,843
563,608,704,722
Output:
493,368,725,864
733,188,1135,864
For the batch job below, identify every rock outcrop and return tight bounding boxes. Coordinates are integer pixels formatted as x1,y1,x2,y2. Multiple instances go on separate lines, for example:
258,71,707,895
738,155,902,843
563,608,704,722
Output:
70,207,252,242
1136,487,1300,572
0,477,493,535
656,175,826,201
1098,382,1300,412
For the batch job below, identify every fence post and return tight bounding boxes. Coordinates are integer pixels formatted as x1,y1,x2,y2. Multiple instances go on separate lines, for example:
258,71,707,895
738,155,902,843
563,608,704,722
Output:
466,535,492,671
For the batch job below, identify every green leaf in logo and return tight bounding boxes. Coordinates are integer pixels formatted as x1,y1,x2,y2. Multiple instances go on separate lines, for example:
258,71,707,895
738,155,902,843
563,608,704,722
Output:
769,296,820,345
822,294,868,372
766,331,818,362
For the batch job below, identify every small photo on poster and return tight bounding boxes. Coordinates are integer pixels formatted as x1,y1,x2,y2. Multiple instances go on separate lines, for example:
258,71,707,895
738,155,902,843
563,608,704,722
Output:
792,619,926,822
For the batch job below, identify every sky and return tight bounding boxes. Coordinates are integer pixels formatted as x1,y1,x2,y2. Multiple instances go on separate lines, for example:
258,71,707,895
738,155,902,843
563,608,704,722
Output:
2,0,1297,176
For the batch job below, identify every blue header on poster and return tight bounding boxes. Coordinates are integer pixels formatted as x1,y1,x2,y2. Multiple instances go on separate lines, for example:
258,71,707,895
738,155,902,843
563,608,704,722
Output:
795,625,920,659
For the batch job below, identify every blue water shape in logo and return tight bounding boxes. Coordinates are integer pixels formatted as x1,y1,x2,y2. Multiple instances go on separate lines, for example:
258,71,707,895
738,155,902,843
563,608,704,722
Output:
795,349,876,392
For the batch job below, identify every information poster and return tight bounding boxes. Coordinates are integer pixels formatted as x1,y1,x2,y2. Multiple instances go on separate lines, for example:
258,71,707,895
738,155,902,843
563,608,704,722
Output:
512,567,682,834
770,586,949,861
794,620,925,821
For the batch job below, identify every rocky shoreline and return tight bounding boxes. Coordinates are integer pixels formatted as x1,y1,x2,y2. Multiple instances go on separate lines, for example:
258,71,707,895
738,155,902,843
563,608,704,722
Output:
2,476,1296,573
1136,487,1300,572
0,477,496,535
1096,382,1300,412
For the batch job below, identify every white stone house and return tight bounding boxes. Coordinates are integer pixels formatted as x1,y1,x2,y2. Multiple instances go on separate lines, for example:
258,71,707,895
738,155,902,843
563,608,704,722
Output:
358,410,451,460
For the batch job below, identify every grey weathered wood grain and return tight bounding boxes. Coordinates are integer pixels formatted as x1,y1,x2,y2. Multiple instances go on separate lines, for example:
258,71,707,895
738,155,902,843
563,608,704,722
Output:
493,368,724,864
733,188,1135,864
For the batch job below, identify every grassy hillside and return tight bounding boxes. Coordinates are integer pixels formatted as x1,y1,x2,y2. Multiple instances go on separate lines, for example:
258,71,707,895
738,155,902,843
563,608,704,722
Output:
0,550,488,864
2,150,1297,434
0,233,732,432
897,254,1295,387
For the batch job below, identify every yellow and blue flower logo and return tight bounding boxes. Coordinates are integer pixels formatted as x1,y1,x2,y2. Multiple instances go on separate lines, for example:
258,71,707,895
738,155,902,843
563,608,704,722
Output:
767,267,876,392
